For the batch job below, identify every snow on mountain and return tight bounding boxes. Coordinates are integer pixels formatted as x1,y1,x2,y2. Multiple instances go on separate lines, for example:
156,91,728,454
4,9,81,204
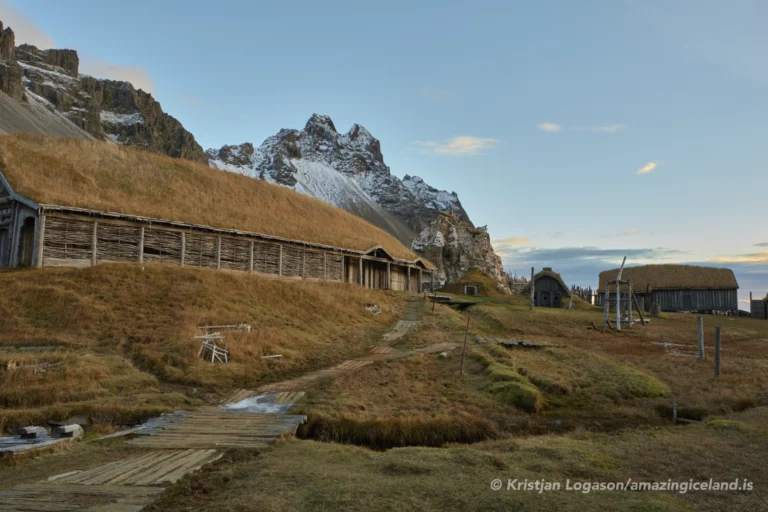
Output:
206,114,473,246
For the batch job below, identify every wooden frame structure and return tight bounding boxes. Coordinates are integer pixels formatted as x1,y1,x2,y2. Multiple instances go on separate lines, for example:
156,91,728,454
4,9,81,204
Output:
0,170,433,291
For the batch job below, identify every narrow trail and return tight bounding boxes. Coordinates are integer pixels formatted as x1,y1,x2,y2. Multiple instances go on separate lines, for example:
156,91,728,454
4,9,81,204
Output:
0,298,431,512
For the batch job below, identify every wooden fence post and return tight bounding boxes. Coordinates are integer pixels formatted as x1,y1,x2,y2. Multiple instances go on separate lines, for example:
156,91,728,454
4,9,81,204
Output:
697,317,704,360
603,283,609,327
628,281,633,328
91,221,98,266
249,241,254,273
278,245,283,277
530,266,535,311
460,310,471,376
138,226,145,264
714,327,721,376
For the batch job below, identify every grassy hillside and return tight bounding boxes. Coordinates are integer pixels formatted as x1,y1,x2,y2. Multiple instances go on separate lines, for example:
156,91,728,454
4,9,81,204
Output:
0,134,418,259
0,264,402,431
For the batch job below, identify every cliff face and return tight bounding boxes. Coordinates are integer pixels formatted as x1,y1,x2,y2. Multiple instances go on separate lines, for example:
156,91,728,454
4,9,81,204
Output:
0,19,206,162
412,212,508,291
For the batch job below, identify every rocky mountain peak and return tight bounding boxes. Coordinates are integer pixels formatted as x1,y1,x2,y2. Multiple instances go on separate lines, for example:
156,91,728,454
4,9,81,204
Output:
304,113,337,140
17,44,79,77
0,22,15,61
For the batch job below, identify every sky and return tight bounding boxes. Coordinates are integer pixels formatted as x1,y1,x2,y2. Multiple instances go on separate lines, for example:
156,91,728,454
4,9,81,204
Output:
2,0,767,306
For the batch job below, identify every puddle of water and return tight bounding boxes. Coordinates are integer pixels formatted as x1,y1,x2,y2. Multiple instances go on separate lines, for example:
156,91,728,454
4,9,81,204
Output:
220,394,293,414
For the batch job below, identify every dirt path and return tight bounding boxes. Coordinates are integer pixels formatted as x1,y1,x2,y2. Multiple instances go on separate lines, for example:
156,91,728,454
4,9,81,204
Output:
0,298,429,511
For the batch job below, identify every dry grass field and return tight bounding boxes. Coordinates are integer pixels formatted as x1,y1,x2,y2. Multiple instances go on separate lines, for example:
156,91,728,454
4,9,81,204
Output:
2,266,767,510
0,134,417,258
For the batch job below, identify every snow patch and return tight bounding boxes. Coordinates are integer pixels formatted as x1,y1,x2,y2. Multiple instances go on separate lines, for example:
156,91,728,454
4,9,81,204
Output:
100,111,144,125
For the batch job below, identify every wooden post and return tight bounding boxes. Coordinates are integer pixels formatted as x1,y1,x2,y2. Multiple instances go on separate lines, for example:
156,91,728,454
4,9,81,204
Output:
301,250,306,279
628,281,633,328
91,221,98,266
216,236,222,270
615,257,627,332
180,232,186,267
249,241,254,272
460,310,471,376
632,292,646,326
407,266,411,292
697,317,704,360
418,268,423,293
323,252,327,281
278,245,283,277
138,226,145,264
358,257,363,287
386,262,391,290
36,213,45,268
714,327,721,376
603,283,609,327
568,290,573,310
530,266,535,311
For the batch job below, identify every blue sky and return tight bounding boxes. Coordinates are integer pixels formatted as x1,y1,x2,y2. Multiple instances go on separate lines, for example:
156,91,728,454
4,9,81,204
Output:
2,0,767,305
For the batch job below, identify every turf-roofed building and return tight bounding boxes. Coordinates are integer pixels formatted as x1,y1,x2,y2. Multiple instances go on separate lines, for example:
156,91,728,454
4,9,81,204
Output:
598,264,738,314
0,135,433,291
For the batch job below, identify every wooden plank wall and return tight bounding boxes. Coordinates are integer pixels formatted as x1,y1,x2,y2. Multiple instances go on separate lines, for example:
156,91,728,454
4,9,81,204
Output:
41,214,352,283
654,289,738,312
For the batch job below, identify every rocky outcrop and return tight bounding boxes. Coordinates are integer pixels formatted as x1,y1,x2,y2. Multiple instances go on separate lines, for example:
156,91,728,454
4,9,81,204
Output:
0,19,206,162
412,212,508,291
0,22,23,101
208,114,472,236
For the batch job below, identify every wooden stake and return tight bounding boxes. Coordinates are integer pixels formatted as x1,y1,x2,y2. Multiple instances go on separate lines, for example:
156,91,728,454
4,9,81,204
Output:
615,257,627,332
530,266,535,312
627,281,633,328
138,226,144,264
714,327,721,376
632,292,646,326
460,310,471,376
91,221,98,266
180,232,186,267
697,317,704,361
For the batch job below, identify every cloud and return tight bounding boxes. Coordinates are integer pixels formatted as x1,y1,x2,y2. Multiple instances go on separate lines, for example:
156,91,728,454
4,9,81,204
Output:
537,122,562,133
602,229,641,239
713,251,768,264
637,161,659,175
0,2,55,48
415,136,499,156
576,124,626,133
79,58,154,93
493,237,530,249
420,86,456,101
545,231,566,239
754,242,768,247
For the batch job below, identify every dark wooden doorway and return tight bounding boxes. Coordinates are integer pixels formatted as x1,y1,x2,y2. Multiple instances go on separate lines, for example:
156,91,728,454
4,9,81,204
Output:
17,217,35,267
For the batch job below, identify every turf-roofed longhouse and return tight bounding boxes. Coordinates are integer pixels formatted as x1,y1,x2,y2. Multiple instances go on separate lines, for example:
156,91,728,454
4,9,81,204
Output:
598,264,739,314
0,135,433,291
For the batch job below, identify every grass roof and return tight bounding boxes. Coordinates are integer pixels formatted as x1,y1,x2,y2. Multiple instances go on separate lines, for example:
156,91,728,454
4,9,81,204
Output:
599,264,738,291
0,134,418,260
439,267,507,297
521,268,571,297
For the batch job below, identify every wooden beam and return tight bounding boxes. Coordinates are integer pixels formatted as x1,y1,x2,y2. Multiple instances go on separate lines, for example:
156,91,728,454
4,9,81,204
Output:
628,280,633,328
323,252,327,281
36,213,45,268
358,257,363,287
632,292,646,326
407,266,411,292
530,266,535,311
615,256,627,331
249,241,254,272
419,268,423,293
180,232,186,267
278,245,283,277
91,221,98,266
138,226,145,264
216,235,222,270
302,250,306,279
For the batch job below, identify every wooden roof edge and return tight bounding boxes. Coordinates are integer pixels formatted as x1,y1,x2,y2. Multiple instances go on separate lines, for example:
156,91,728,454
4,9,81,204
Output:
521,269,572,297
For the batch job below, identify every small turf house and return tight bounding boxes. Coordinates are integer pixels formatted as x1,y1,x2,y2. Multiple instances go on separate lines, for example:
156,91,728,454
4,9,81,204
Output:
521,267,571,308
598,264,738,314
0,138,433,291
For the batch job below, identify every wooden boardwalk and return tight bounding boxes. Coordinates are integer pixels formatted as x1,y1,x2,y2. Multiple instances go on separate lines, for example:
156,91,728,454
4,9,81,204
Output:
0,483,163,511
126,409,307,449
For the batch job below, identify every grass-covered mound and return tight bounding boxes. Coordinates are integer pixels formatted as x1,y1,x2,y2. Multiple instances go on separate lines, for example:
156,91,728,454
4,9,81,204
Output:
439,268,507,297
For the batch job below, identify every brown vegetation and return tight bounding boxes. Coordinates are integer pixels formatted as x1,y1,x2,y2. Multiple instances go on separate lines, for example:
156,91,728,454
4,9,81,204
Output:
599,264,739,291
0,134,417,258
439,267,507,297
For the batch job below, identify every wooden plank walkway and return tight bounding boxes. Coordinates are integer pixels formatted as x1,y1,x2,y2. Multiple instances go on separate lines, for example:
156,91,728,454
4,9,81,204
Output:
0,483,164,511
125,409,307,449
